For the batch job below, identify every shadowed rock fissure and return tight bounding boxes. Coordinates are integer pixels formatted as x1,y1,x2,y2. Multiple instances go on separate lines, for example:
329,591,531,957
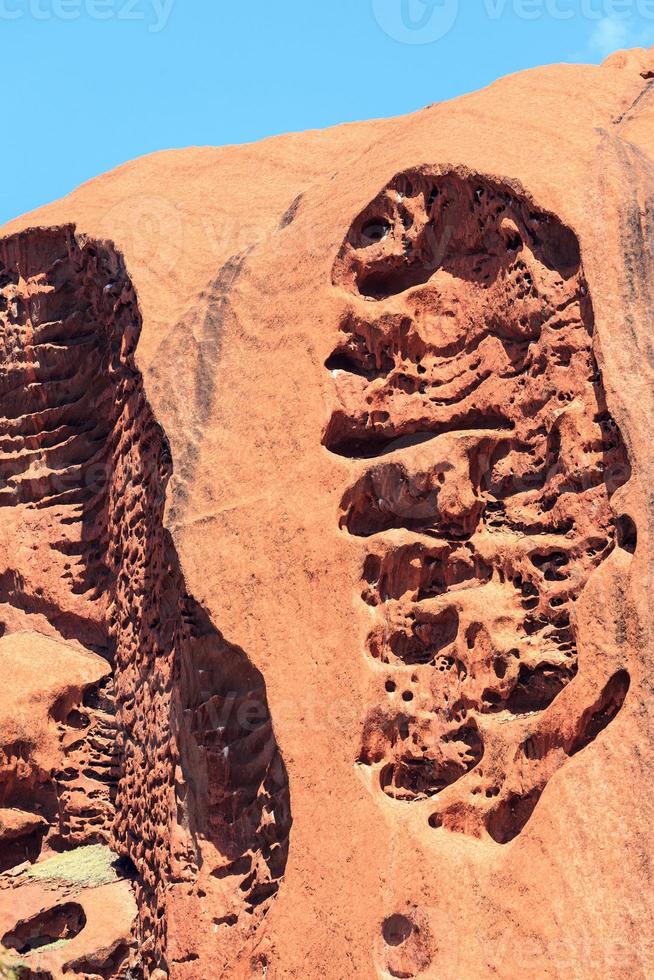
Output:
0,226,291,975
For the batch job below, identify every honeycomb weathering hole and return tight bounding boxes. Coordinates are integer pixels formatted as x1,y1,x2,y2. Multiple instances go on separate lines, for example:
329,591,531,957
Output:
2,902,86,954
324,168,633,843
382,914,414,947
0,225,291,972
380,911,432,977
334,170,582,301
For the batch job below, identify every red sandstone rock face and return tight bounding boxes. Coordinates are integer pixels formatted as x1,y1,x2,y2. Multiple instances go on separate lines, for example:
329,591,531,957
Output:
325,170,632,843
1,44,654,980
0,230,289,976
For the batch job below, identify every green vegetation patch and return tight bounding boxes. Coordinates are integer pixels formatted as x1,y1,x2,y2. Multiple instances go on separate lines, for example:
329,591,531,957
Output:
0,956,29,979
25,844,118,888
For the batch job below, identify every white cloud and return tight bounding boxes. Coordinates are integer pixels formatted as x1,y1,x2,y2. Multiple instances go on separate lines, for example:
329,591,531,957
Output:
570,15,654,64
588,16,630,58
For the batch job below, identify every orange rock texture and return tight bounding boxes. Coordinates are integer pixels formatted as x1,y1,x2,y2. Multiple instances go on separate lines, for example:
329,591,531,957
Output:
0,45,653,980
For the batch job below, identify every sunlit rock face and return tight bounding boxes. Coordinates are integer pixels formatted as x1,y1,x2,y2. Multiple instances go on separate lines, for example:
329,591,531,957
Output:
1,45,654,980
325,169,631,841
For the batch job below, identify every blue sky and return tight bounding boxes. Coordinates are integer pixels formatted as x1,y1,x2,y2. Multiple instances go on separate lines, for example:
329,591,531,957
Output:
2,0,654,225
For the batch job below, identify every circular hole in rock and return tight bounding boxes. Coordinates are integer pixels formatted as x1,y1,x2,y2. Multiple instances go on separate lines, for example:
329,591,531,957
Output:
361,219,391,246
65,709,90,729
382,914,414,947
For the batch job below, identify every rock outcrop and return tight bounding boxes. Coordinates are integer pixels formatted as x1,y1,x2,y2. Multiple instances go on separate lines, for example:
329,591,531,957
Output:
0,230,289,977
1,44,654,980
325,169,632,843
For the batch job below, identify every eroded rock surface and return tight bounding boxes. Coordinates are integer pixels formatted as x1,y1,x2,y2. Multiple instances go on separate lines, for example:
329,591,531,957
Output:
0,229,290,977
1,43,654,980
324,170,633,842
